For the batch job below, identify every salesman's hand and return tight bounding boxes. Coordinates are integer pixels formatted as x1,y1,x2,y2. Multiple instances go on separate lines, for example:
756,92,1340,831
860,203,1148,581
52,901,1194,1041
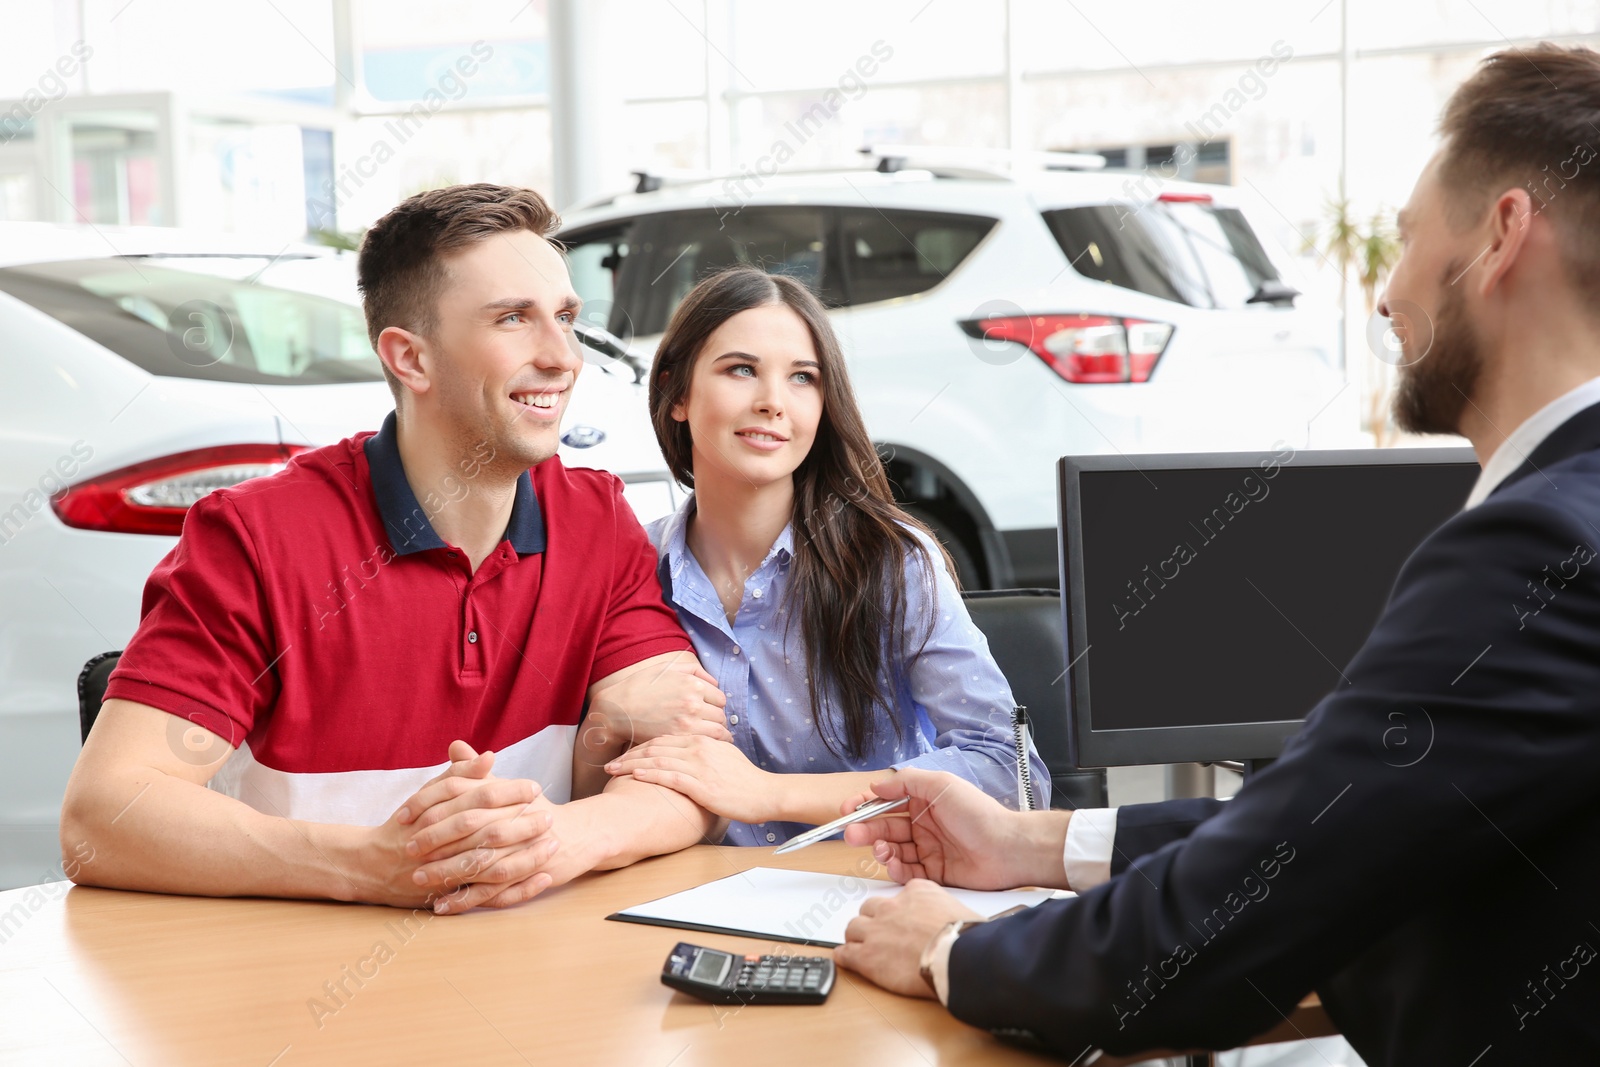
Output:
840,768,1067,891
834,879,982,998
585,653,730,756
601,734,774,824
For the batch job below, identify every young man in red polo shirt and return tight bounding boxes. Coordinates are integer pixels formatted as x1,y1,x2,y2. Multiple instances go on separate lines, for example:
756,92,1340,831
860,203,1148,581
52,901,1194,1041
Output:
60,184,730,914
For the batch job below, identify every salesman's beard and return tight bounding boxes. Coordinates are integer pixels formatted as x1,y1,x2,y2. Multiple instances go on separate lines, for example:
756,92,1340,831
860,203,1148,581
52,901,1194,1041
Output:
1392,260,1485,437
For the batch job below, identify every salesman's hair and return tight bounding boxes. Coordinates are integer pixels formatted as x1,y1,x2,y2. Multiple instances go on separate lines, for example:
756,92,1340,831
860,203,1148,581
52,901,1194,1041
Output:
1438,43,1600,301
357,183,561,400
649,266,958,760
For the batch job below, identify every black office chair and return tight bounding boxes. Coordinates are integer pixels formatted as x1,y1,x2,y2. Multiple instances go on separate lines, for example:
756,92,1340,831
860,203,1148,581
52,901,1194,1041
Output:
961,589,1108,811
76,650,122,744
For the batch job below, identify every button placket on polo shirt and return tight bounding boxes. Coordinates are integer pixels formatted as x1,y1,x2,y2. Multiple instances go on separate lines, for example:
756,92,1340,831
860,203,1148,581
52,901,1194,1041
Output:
454,545,516,680
439,548,483,679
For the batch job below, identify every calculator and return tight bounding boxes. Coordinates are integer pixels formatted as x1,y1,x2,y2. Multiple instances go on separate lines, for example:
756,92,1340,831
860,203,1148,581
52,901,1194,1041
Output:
660,942,835,1005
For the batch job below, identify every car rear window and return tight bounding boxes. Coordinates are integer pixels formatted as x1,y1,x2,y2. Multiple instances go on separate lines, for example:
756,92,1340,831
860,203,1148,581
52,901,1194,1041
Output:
0,255,384,384
1042,202,1281,310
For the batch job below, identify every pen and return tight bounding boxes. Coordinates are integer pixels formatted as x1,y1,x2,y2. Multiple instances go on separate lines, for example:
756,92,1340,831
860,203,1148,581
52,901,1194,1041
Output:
773,795,910,854
1012,706,1037,812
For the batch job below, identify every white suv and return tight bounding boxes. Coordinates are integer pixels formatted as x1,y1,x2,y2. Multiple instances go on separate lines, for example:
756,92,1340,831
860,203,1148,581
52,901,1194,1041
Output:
558,154,1357,587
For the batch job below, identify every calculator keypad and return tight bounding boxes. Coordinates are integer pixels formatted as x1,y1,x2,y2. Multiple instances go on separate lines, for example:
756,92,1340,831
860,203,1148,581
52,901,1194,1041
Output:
733,954,831,997
662,944,834,1005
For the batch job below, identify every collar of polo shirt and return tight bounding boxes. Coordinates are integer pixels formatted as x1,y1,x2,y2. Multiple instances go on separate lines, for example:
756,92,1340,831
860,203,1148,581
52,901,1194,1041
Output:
363,410,546,556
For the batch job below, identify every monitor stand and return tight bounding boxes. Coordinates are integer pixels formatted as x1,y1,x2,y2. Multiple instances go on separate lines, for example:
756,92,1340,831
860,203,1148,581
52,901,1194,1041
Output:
1243,757,1275,779
1203,758,1276,783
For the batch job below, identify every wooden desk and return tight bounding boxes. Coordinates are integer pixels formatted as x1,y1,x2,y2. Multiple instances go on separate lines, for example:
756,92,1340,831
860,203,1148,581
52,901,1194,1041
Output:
0,843,1331,1066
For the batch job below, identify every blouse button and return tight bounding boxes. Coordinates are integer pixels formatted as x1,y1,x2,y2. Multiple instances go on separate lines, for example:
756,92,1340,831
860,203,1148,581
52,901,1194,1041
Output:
752,588,763,599
766,832,776,843
730,715,739,725
731,647,741,656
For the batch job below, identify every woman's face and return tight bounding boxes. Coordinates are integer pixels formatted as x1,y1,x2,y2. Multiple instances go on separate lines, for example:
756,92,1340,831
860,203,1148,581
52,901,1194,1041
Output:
671,303,825,491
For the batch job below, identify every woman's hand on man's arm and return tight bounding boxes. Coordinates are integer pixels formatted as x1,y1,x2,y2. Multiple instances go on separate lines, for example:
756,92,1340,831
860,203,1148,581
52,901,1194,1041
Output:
602,734,780,824
573,651,729,799
604,737,896,828
584,653,728,750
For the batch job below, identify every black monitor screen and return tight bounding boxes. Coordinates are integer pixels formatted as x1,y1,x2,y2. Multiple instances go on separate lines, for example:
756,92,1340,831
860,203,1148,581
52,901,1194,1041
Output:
1065,449,1479,761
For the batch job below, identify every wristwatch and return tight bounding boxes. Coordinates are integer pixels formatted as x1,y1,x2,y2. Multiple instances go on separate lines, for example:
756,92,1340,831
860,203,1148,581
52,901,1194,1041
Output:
918,918,986,994
917,903,1036,995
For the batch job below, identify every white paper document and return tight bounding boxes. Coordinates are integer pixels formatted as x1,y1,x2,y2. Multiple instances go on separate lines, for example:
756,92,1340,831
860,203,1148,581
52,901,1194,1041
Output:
608,866,1068,947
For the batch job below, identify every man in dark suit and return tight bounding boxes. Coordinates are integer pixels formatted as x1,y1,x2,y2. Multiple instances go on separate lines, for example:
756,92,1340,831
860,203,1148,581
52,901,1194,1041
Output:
831,42,1600,1065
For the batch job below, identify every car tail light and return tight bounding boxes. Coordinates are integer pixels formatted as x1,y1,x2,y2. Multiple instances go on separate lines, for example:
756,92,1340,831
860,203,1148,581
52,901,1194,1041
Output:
1157,191,1213,203
961,314,1175,383
52,443,306,536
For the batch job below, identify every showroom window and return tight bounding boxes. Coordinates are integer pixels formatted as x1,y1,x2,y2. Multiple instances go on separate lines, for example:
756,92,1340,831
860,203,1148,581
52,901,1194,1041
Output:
1077,141,1232,185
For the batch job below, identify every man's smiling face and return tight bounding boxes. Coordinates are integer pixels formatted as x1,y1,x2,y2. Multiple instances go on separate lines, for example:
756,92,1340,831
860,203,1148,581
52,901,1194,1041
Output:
426,229,585,471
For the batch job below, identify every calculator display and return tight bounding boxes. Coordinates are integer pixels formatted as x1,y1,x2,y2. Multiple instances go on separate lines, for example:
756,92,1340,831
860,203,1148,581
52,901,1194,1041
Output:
689,949,732,984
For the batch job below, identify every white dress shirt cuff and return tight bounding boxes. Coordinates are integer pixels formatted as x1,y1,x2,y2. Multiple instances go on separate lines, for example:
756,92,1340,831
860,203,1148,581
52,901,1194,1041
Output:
928,923,961,1005
1063,806,1120,891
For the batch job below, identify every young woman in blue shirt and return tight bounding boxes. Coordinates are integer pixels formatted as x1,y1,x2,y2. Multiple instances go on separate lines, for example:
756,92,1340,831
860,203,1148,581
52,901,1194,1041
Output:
603,266,1048,845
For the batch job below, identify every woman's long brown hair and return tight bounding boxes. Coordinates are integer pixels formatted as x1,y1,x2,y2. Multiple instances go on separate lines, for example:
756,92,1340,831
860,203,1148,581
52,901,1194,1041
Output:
649,266,958,759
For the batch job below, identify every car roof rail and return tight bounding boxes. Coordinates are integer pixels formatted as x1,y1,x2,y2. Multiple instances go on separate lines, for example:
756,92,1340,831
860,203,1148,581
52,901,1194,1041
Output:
859,144,1107,176
630,168,718,194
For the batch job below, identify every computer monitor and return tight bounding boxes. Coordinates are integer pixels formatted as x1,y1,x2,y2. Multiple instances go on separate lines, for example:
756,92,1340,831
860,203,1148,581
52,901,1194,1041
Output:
1057,446,1480,767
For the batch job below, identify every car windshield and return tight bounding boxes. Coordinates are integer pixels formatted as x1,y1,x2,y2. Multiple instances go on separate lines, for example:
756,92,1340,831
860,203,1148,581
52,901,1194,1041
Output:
0,254,384,384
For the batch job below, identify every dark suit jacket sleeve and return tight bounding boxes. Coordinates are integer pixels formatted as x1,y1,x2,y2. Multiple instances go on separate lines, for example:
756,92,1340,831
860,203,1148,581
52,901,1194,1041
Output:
1109,798,1226,878
945,494,1600,1056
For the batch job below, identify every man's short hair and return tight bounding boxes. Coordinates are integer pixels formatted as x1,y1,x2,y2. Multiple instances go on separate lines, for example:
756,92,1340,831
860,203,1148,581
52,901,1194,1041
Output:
357,184,561,398
1438,43,1600,301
